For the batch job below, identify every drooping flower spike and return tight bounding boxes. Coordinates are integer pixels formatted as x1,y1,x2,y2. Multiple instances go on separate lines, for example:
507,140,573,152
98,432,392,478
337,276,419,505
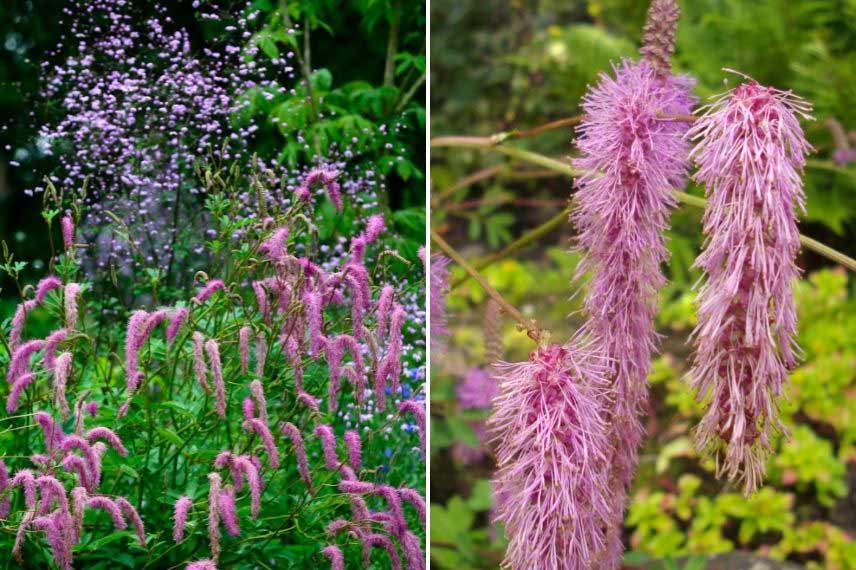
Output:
687,74,813,493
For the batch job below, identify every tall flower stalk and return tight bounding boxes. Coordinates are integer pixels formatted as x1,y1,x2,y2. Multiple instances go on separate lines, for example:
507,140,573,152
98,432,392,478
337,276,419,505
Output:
687,76,812,493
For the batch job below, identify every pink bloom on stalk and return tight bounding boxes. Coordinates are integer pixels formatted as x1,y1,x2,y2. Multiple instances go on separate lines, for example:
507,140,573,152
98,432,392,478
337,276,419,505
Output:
33,513,72,570
7,339,44,384
250,380,268,424
192,332,211,393
238,326,252,374
143,308,171,339
10,469,37,508
173,496,192,543
231,455,263,517
61,215,75,251
326,519,350,536
207,472,222,560
398,400,426,454
85,400,98,417
314,424,340,470
87,496,127,529
245,418,280,468
187,560,218,570
259,227,289,263
281,422,314,492
364,533,402,570
488,341,613,570
218,485,240,536
64,283,81,330
325,338,345,411
399,487,426,527
205,339,227,417
375,284,394,337
687,75,813,494
364,214,386,244
70,487,87,542
34,411,65,451
338,479,375,494
377,485,407,537
301,168,342,211
62,435,103,488
7,373,36,414
457,368,497,410
165,307,189,344
35,276,63,304
343,430,362,471
342,366,366,408
10,300,37,351
193,279,225,304
0,460,9,518
255,333,267,377
304,290,326,357
429,253,450,353
54,352,73,419
402,531,426,570
43,328,68,370
125,310,149,396
322,544,345,570
252,281,270,323
242,398,255,422
297,389,320,412
116,497,146,545
86,427,128,456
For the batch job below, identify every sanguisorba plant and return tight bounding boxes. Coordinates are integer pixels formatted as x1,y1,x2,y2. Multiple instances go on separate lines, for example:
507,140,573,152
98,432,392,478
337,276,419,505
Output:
481,1,816,569
0,164,426,569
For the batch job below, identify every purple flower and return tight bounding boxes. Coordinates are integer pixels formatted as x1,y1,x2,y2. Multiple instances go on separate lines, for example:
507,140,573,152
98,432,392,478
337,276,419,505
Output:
205,339,227,418
488,340,612,570
193,279,225,304
61,215,75,252
456,368,497,410
321,545,345,570
687,76,812,493
343,430,362,471
173,496,192,543
86,496,127,530
166,307,189,344
281,422,313,493
218,485,240,536
186,561,218,570
314,424,340,471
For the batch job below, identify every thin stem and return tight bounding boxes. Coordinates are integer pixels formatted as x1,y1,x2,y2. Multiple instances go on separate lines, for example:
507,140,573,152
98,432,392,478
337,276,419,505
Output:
432,138,856,273
431,230,545,344
431,164,504,206
383,0,401,88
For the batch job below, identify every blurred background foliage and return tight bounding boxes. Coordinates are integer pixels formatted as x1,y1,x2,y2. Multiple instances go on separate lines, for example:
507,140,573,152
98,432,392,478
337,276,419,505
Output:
431,0,856,568
0,0,426,296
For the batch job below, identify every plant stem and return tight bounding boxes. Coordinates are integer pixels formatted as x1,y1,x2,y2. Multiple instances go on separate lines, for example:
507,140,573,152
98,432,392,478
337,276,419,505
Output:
432,138,856,273
383,0,401,88
431,230,545,344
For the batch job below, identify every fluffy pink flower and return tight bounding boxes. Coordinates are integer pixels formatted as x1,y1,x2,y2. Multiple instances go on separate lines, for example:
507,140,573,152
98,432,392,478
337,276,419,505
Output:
192,332,211,393
321,544,345,570
281,422,313,492
186,560,218,570
70,486,87,542
6,373,36,414
205,339,227,417
343,430,362,471
173,496,192,542
7,339,44,384
166,307,189,344
338,479,374,494
488,341,613,570
399,487,426,527
457,368,497,410
61,215,75,251
231,455,262,518
238,326,252,375
429,253,450,353
259,227,290,263
54,352,73,419
0,459,9,518
398,400,425,454
193,279,225,304
342,366,366,408
62,456,92,489
124,310,150,396
35,276,63,304
34,411,65,451
43,328,68,370
364,214,386,243
10,299,36,351
375,284,394,337
218,485,240,536
116,497,146,545
377,484,407,536
304,290,326,357
62,435,102,488
687,76,812,493
639,0,680,75
364,533,402,570
86,427,128,456
301,168,342,211
297,389,320,412
255,333,267,377
64,283,81,330
402,531,425,570
252,281,270,324
314,424,340,470
207,472,222,560
245,418,280,468
33,513,72,570
250,380,268,424
10,469,37,508
85,400,98,417
86,496,127,530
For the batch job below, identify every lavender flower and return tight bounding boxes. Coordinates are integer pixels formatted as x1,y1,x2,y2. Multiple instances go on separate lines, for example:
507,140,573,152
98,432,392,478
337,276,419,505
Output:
0,460,9,518
7,339,45,384
375,284,394,337
255,333,267,377
687,76,812,493
399,487,426,527
116,497,146,545
245,418,280,468
364,214,386,243
489,341,612,570
639,0,680,75
61,215,75,252
86,427,128,456
124,310,149,397
54,352,73,419
7,373,36,414
259,227,290,263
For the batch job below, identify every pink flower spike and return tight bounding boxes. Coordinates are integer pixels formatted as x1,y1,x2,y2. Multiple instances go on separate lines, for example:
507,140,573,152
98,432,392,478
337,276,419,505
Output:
687,76,812,494
366,533,402,570
402,531,426,570
54,352,73,419
87,496,127,530
246,418,280,468
343,430,362,472
173,496,192,543
6,373,36,414
35,276,63,304
399,487,426,527
297,389,320,412
259,227,290,263
304,290,326,358
116,497,146,546
364,214,385,244
218,485,240,536
125,310,149,396
86,427,128,456
34,411,65,451
62,435,103,488
192,332,211,393
61,215,75,251
166,307,189,344
7,339,45,384
377,484,407,536
250,380,268,424
253,281,270,323
231,456,262,518
33,514,72,570
85,400,98,417
242,398,255,423
10,469,37,508
205,339,227,418
207,472,222,560
43,328,68,370
429,254,450,353
255,333,267,377
238,326,251,375
64,283,82,330
489,341,612,570
193,279,225,304
281,422,313,492
314,424,340,470
186,561,218,570
303,168,342,211
338,480,374,494
375,285,394,338
0,460,9,519
9,300,36,351
398,400,425,454
321,545,345,570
